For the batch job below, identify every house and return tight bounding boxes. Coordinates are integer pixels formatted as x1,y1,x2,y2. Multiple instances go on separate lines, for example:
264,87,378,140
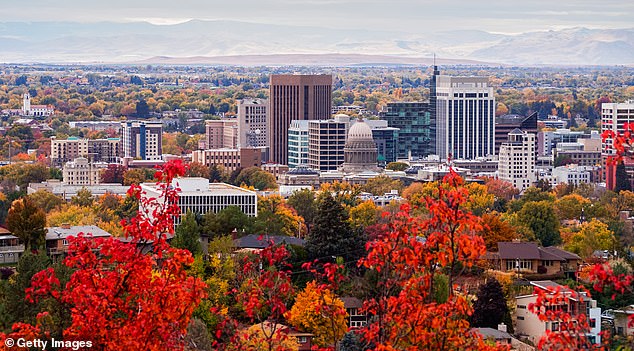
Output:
472,327,512,346
0,227,24,264
486,242,581,276
610,305,634,337
255,322,314,351
46,224,112,256
341,297,367,329
515,281,601,345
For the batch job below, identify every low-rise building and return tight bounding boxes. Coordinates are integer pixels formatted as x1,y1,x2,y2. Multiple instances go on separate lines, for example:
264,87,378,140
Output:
140,178,257,225
28,180,129,200
46,224,112,256
486,242,582,276
611,305,634,337
0,228,24,264
515,281,601,345
551,164,592,186
62,157,108,185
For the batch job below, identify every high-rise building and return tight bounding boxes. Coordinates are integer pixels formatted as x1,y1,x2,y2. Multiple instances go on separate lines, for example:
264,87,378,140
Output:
238,99,269,148
495,112,538,155
498,129,536,191
205,119,238,149
269,74,332,165
51,137,121,168
62,157,107,185
601,100,634,190
380,102,433,159
288,120,310,168
121,121,162,160
308,116,348,171
434,73,495,160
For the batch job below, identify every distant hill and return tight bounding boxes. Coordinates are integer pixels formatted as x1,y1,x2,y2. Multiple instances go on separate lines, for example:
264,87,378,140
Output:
0,20,632,65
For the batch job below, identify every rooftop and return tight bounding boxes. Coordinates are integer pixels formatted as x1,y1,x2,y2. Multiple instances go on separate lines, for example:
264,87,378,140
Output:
233,234,305,249
46,225,113,240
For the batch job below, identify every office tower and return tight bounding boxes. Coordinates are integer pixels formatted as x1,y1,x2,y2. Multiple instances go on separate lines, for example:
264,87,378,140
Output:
495,112,538,155
498,129,536,191
434,74,495,160
380,102,433,159
288,120,310,168
121,121,163,160
269,74,332,165
601,100,634,190
308,116,348,171
238,99,269,148
205,120,238,149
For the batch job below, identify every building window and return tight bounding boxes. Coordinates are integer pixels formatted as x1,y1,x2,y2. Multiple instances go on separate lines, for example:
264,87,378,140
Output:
297,336,308,344
517,316,524,320
62,239,69,246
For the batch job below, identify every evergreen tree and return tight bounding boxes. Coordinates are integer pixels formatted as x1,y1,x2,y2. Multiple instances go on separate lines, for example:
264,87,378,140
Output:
209,164,224,182
305,193,364,262
172,211,202,255
614,163,632,193
135,99,149,118
287,189,317,232
471,279,509,329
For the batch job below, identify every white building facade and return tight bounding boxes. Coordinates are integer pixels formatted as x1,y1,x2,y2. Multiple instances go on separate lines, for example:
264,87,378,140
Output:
238,99,269,148
435,75,495,160
62,157,107,185
602,100,634,156
498,129,536,191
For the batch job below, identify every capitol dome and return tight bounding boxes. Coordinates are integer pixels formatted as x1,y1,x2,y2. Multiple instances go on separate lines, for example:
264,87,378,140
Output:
339,119,379,173
347,121,374,141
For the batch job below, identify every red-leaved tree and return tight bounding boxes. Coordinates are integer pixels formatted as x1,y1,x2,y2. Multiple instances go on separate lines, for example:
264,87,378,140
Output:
0,160,207,351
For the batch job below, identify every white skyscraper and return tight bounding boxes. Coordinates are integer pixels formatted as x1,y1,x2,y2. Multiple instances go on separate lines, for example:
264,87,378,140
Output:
434,74,495,160
601,100,634,156
238,99,269,148
498,129,536,191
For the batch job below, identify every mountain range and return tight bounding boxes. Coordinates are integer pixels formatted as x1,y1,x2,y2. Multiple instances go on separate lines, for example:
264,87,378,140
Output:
0,20,632,65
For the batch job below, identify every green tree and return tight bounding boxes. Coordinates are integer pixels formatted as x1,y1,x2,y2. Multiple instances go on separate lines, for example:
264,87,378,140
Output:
287,189,317,232
385,162,409,171
172,211,202,255
6,197,47,251
208,164,225,183
517,200,561,246
471,279,509,329
203,206,251,238
565,219,617,258
305,193,364,262
27,189,64,212
70,187,94,207
615,163,632,192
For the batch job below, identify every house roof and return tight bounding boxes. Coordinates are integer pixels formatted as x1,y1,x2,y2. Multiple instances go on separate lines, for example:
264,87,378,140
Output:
497,242,576,261
498,242,541,260
46,225,112,240
341,297,363,309
233,234,305,249
472,327,512,340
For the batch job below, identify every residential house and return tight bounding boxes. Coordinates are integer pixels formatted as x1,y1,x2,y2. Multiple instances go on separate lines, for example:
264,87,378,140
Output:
341,297,367,329
0,227,24,264
255,322,314,351
515,281,601,345
46,224,112,256
610,305,634,337
472,327,512,347
486,242,581,277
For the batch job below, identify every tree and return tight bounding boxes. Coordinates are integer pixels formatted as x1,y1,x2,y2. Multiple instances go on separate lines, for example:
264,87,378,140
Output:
477,212,517,251
305,193,363,263
101,164,126,184
385,162,409,172
349,200,380,230
565,219,616,258
46,204,97,227
27,189,63,212
187,162,210,178
136,98,150,118
70,187,94,207
361,175,403,196
172,211,202,255
253,195,305,237
287,189,316,232
230,323,299,351
554,194,591,220
358,171,502,350
471,279,509,329
286,281,348,348
517,200,561,246
7,197,47,252
123,168,153,186
615,163,632,192
1,160,207,350
204,206,252,238
209,164,225,183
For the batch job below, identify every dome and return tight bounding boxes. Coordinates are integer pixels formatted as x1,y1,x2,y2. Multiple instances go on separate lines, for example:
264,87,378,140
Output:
347,120,373,141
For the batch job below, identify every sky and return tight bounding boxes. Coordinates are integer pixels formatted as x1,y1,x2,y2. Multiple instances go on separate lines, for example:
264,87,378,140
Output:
1,0,632,34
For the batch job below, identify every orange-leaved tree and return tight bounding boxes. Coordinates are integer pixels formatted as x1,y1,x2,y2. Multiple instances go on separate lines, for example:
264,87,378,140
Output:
358,170,508,351
0,160,207,351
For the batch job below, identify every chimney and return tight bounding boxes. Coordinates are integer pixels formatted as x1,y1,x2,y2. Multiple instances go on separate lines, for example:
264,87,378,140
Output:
231,228,238,240
61,223,71,229
498,323,507,333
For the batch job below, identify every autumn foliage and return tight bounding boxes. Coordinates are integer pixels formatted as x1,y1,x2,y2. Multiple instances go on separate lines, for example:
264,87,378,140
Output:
0,160,207,351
